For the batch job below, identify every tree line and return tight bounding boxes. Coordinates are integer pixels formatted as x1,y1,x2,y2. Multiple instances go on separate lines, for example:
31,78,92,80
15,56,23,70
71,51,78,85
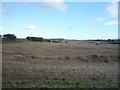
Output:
0,34,63,43
1,34,119,43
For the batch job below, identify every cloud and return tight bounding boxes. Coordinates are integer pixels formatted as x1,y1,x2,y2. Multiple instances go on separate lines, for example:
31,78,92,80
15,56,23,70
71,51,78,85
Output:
25,25,36,30
31,0,67,12
107,1,118,18
95,17,107,22
104,20,118,25
0,27,5,30
95,1,118,25
12,27,17,30
44,0,67,12
0,0,68,15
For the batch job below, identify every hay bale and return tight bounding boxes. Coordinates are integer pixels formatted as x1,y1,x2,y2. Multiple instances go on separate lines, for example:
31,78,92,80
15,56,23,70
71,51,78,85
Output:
65,50,69,52
96,42,100,45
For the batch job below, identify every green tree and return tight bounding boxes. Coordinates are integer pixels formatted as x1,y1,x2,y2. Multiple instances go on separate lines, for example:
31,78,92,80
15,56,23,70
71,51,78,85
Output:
26,37,44,42
0,35,2,38
3,34,16,41
108,39,111,41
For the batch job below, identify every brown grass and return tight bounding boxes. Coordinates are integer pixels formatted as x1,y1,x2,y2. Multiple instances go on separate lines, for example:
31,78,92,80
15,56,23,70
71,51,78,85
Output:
2,41,118,88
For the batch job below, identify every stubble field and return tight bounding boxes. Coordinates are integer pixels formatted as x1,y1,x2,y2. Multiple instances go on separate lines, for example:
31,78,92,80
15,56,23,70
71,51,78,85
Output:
2,40,119,88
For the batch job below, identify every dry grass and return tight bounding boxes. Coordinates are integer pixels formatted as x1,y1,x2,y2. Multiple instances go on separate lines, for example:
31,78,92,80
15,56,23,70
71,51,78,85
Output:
2,41,118,88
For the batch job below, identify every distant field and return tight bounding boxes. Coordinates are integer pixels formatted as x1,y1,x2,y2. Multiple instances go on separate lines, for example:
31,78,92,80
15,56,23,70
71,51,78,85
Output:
2,40,119,88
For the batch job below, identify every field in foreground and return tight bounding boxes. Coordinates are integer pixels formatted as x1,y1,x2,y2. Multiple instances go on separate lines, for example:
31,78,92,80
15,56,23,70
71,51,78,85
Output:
2,40,119,88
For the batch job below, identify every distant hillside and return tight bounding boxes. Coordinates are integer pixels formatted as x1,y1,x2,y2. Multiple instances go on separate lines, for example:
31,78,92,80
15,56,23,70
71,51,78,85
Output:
48,38,65,41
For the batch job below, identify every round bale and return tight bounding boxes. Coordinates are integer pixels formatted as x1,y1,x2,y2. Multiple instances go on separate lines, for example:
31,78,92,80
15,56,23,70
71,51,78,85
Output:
96,42,100,45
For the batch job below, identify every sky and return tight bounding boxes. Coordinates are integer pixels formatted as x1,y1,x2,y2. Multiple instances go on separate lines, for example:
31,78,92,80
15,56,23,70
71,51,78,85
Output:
0,0,118,40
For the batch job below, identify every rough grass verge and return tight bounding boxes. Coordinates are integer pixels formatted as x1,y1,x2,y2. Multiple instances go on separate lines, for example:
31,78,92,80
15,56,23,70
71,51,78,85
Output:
2,79,119,88
41,79,118,88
